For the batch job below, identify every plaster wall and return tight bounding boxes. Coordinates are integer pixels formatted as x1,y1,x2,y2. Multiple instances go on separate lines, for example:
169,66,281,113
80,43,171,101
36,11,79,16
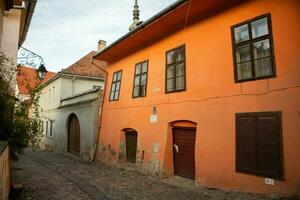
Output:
41,96,101,161
0,144,10,200
40,78,61,111
0,9,3,48
40,76,103,160
60,77,103,99
96,0,300,196
0,8,21,61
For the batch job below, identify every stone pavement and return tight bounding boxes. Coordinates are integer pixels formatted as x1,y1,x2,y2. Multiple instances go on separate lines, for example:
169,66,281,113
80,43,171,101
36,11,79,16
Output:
11,149,293,200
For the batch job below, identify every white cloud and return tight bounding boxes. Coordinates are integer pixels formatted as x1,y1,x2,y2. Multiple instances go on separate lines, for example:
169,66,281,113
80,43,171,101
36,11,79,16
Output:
22,0,177,72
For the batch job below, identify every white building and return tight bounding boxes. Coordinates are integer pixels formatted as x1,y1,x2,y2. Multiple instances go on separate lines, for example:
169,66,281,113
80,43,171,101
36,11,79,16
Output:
39,51,105,161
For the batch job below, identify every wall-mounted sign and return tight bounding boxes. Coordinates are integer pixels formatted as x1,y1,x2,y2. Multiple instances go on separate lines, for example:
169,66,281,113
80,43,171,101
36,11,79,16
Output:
150,114,157,123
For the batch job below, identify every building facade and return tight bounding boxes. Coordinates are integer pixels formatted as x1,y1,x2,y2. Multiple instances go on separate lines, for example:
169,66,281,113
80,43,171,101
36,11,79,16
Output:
40,51,105,161
0,0,36,93
16,65,55,102
94,0,300,196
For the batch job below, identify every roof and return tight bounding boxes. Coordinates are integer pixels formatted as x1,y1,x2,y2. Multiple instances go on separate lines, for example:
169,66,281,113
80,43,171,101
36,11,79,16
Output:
61,51,105,78
94,0,245,62
17,66,56,95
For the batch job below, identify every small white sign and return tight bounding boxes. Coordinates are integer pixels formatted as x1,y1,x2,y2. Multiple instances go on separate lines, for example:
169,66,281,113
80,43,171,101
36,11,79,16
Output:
153,143,159,153
154,88,161,93
150,114,158,123
265,178,274,186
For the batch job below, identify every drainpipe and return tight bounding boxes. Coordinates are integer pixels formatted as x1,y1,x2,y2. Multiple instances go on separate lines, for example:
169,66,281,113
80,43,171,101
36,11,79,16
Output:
89,58,108,163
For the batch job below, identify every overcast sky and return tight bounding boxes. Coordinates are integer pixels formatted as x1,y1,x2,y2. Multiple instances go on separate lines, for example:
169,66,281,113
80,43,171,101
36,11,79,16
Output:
22,0,177,72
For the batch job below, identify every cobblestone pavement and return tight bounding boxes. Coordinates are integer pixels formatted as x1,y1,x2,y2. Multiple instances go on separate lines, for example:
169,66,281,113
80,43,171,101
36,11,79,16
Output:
12,149,293,200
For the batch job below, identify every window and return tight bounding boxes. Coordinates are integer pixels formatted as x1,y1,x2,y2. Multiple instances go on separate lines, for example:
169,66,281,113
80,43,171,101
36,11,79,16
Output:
109,71,122,101
232,14,275,82
132,61,148,98
46,121,48,135
41,121,44,134
166,45,186,93
52,86,55,103
236,112,283,179
49,89,51,104
93,85,102,90
49,121,53,137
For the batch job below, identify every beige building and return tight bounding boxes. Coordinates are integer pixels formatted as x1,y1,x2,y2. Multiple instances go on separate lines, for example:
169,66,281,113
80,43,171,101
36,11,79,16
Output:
0,0,36,92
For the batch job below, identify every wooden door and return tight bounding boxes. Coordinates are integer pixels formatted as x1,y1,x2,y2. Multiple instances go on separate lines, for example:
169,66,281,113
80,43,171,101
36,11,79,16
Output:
173,128,196,179
125,131,137,163
68,114,80,156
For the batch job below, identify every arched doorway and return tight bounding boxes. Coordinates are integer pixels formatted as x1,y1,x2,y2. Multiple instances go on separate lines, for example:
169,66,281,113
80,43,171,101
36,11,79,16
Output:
125,130,138,163
170,120,197,179
68,114,80,156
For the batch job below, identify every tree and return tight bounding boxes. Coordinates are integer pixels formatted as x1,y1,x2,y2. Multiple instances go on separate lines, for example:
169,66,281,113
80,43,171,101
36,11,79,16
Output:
0,52,42,161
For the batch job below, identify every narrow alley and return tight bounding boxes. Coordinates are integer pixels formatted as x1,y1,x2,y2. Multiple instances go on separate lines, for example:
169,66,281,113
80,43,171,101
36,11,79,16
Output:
12,149,281,200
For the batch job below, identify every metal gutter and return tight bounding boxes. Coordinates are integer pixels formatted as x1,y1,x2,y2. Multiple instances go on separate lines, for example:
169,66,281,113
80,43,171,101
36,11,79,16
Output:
93,0,188,59
57,98,98,109
60,87,100,101
19,0,37,47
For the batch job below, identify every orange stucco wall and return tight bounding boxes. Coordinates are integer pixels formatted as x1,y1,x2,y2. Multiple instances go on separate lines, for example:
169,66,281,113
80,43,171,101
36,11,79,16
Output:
96,0,300,196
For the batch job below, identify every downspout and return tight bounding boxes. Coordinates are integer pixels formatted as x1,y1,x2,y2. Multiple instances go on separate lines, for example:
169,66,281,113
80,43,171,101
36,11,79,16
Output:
89,58,108,163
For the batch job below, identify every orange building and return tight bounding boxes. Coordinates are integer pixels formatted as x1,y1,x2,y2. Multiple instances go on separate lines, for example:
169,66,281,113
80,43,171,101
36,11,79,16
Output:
93,0,300,196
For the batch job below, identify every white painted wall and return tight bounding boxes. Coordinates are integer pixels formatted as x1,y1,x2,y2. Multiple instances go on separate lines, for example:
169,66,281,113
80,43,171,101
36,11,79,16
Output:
39,74,104,160
60,76,103,99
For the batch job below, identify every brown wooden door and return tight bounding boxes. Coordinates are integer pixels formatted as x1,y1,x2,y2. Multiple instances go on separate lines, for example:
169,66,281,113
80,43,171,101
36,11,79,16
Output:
173,128,196,179
125,131,137,163
68,114,80,156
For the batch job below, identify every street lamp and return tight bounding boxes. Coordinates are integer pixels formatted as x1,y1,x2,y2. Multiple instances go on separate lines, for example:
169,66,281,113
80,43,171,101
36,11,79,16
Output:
17,47,48,80
37,63,47,80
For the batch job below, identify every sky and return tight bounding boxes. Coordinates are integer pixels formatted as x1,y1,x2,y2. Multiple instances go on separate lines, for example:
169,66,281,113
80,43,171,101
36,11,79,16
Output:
22,0,177,72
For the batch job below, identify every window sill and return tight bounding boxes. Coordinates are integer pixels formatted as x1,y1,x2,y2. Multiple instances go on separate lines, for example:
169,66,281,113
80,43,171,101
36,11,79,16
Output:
236,170,284,181
235,74,276,83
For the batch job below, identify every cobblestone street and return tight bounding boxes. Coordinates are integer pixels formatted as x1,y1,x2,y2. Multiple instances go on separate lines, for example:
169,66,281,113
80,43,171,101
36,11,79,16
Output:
12,149,290,200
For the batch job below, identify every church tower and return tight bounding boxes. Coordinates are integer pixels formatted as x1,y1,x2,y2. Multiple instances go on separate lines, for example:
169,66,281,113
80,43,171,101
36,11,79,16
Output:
129,0,141,31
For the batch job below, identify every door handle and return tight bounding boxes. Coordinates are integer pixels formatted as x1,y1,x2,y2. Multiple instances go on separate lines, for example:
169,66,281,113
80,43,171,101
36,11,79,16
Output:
174,144,179,153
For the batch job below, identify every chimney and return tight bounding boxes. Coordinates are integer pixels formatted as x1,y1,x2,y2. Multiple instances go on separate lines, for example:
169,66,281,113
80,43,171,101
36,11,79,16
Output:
98,40,106,51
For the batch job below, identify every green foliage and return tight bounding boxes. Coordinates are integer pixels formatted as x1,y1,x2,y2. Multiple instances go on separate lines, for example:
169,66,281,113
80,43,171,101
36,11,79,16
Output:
0,52,42,161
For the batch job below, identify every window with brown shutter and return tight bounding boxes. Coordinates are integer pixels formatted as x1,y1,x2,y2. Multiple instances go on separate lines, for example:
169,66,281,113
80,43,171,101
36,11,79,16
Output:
236,112,283,180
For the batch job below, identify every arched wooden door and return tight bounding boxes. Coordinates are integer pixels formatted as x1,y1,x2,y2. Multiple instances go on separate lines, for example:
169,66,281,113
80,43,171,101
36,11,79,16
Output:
125,131,137,163
68,114,80,156
173,127,196,179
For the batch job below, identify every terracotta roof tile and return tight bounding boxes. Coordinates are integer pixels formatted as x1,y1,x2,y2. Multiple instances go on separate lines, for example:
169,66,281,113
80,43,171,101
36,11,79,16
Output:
61,51,105,78
17,66,56,95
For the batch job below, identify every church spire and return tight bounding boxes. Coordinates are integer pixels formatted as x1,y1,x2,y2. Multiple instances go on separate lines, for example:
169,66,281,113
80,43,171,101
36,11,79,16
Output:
129,0,141,31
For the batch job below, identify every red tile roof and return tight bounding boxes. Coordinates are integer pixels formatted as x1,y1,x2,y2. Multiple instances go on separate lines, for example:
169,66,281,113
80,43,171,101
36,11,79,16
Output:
61,51,105,78
17,66,56,95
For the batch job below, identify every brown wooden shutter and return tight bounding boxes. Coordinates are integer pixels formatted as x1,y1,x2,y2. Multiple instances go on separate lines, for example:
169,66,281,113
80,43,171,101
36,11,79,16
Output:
256,112,283,179
236,114,256,174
